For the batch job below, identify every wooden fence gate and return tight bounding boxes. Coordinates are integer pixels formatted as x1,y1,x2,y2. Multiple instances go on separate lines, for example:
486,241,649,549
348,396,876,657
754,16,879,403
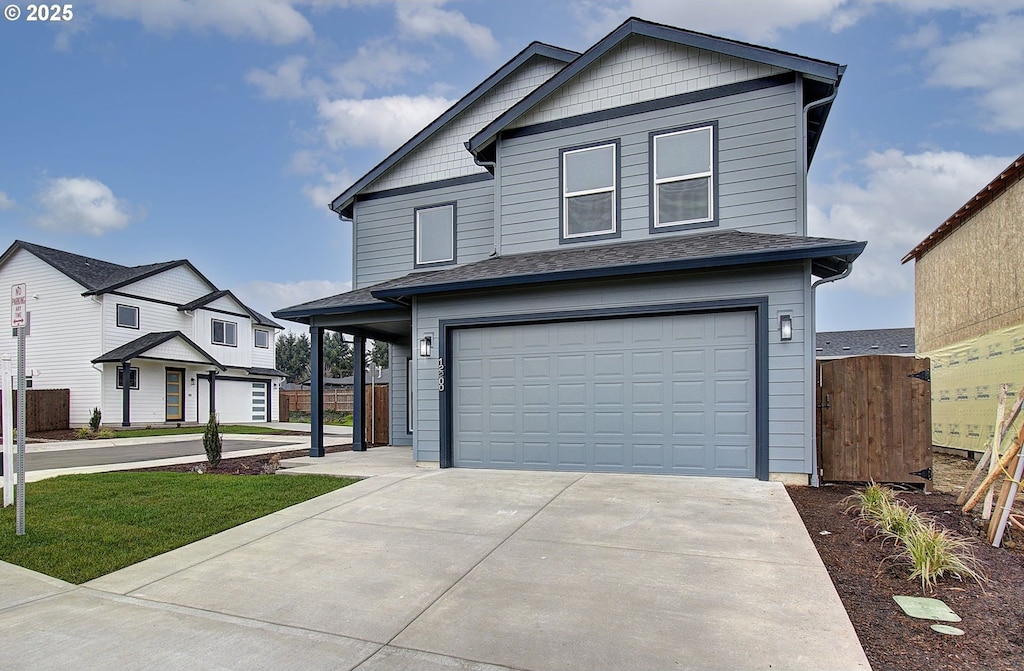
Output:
817,355,932,487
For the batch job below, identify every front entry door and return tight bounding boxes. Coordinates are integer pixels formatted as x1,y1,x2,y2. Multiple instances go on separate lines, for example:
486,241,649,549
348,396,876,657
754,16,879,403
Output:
165,368,185,422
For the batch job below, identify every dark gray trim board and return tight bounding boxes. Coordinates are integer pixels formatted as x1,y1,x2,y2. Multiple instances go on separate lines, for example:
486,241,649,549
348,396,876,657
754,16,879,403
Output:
437,296,770,479
502,74,792,143
358,173,492,203
330,42,579,217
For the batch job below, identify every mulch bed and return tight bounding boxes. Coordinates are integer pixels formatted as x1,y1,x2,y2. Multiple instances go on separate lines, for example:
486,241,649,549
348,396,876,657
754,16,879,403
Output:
787,483,1024,671
128,444,353,475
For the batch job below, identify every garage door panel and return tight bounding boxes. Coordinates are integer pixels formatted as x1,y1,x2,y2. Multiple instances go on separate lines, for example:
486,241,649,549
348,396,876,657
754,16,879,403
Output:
452,311,756,477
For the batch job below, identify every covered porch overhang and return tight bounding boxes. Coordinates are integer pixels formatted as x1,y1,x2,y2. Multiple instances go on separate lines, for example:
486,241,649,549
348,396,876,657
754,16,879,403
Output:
274,290,411,457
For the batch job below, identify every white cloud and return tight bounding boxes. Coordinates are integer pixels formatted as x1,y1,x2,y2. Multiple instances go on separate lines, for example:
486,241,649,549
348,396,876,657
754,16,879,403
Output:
0,191,14,211
90,0,314,44
921,15,1024,130
396,4,499,57
809,149,1013,296
328,41,431,97
34,177,140,235
246,56,314,100
235,278,353,327
317,94,453,151
302,168,355,210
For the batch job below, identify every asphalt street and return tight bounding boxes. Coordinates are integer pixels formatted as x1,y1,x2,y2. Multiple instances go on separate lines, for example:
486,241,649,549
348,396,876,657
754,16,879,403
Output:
24,439,299,471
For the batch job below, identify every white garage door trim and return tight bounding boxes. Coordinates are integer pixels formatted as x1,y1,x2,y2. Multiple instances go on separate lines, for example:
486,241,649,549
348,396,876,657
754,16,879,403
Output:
438,298,769,480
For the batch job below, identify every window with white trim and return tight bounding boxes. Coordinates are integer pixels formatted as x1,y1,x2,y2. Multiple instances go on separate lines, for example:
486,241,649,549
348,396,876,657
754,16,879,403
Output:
116,367,140,389
652,125,715,228
254,329,270,349
562,142,617,239
415,203,455,266
116,304,139,329
212,319,237,347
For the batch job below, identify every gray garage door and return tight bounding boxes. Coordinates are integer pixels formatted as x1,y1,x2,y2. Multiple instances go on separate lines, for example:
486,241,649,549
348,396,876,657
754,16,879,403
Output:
452,311,756,476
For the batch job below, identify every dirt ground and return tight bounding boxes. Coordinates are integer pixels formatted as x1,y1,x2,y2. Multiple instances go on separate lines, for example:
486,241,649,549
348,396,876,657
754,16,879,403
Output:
788,452,1024,671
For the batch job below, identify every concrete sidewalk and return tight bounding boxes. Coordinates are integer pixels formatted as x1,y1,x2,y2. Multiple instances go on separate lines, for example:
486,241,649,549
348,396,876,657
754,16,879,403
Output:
0,450,870,670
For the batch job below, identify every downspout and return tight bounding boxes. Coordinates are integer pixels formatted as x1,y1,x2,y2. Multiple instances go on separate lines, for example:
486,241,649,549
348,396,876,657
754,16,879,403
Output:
473,154,500,257
802,82,840,488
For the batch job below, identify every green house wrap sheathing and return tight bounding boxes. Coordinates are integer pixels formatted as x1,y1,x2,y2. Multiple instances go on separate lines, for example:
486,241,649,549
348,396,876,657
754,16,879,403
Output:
926,321,1024,452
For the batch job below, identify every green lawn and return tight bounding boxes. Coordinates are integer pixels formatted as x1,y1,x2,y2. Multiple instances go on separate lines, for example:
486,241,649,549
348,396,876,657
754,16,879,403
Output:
104,425,296,438
0,472,355,583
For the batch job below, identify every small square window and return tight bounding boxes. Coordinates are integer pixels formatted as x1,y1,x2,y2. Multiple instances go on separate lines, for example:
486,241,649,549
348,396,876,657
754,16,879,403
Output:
116,367,140,390
561,142,618,240
254,329,270,349
652,124,715,229
212,319,237,346
415,203,456,266
116,304,139,329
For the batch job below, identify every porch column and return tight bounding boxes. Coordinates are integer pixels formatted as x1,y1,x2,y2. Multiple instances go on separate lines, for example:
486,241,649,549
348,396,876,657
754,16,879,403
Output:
121,360,131,427
209,370,217,418
352,335,366,452
309,324,324,457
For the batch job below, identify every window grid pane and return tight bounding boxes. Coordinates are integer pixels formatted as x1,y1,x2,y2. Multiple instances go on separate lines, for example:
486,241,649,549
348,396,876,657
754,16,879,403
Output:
563,143,616,238
653,126,714,226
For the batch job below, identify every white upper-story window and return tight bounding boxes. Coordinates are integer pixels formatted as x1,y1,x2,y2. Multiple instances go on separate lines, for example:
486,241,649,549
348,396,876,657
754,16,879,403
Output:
116,304,139,329
562,142,618,240
415,203,456,267
652,124,715,229
254,328,270,349
212,319,237,347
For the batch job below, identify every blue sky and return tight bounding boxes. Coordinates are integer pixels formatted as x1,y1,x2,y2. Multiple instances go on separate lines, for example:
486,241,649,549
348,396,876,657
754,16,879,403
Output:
1,0,1022,332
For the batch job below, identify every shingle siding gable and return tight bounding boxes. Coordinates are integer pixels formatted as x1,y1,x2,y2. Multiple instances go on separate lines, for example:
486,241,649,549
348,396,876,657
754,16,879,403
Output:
366,55,567,192
509,34,788,129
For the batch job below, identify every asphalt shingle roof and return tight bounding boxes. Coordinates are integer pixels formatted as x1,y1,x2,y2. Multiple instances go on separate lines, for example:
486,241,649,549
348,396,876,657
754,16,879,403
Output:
816,328,916,357
273,285,399,318
373,229,865,298
11,241,182,293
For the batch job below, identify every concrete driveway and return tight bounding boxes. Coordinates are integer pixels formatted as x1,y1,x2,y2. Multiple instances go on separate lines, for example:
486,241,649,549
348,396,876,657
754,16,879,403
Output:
0,449,870,670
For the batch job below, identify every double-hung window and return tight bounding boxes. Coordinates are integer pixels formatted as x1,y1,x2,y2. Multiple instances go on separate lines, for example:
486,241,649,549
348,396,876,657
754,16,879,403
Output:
561,141,618,241
212,319,237,347
415,203,456,267
254,329,270,349
652,124,715,230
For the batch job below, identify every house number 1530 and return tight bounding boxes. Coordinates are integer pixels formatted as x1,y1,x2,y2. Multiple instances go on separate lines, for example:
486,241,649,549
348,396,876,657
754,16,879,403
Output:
437,358,445,392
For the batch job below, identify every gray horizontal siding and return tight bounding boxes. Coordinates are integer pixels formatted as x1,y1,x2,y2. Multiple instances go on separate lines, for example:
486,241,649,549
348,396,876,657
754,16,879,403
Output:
354,180,494,288
498,83,799,255
412,264,813,475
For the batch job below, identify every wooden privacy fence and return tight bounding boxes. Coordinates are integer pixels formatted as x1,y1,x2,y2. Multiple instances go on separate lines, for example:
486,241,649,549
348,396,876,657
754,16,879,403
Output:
279,386,389,445
0,388,71,433
817,355,931,487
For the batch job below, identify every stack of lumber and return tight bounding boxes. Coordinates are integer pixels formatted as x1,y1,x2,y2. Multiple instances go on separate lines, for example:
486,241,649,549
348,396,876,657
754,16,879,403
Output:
958,385,1024,546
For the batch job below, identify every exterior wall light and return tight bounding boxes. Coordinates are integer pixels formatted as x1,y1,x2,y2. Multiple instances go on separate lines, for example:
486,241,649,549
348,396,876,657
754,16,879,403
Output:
779,314,793,341
419,334,433,357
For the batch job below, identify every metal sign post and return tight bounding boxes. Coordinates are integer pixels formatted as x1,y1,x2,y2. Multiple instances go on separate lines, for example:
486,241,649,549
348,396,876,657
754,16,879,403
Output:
15,325,25,535
10,284,27,534
1,354,12,507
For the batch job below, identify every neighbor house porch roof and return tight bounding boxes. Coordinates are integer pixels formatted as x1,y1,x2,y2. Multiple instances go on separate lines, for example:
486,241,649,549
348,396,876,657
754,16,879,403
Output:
92,331,225,370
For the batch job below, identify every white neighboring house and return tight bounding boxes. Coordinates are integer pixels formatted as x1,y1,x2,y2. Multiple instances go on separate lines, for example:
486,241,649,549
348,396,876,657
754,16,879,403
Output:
0,240,285,426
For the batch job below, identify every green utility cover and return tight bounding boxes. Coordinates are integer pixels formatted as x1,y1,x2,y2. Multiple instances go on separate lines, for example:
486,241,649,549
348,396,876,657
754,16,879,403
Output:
892,596,962,622
931,624,965,636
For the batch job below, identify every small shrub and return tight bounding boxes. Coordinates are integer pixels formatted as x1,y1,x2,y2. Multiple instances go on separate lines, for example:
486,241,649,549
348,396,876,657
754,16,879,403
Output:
95,429,116,439
203,412,222,468
842,482,897,519
261,453,281,475
892,519,987,591
874,499,924,545
75,427,91,440
88,408,102,432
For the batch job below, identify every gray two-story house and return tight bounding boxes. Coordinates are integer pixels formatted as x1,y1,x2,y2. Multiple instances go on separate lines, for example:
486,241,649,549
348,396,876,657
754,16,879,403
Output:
275,17,865,483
